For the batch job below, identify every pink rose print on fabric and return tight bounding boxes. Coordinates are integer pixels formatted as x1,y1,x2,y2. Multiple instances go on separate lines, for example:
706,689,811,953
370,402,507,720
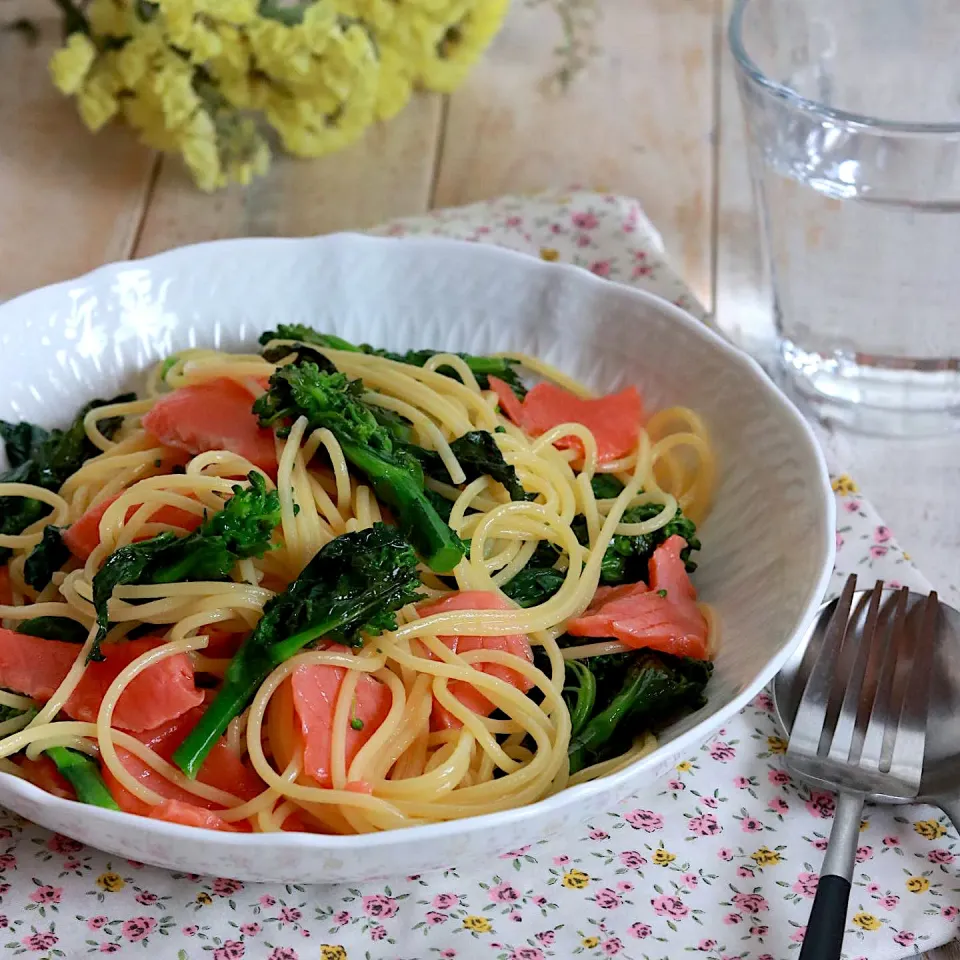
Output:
718,847,734,860
510,948,545,960
806,791,836,818
240,923,260,936
259,894,276,907
47,834,82,854
870,545,888,559
425,911,447,925
535,930,555,946
624,809,663,832
929,849,955,864
87,917,108,930
500,846,530,859
790,927,807,943
628,923,652,939
182,926,198,936
652,894,688,919
21,932,58,951
698,940,719,951
572,212,599,230
732,892,769,914
710,742,736,762
552,855,570,866
724,913,744,925
278,906,301,925
893,931,916,946
489,882,521,903
769,796,790,814
943,906,959,919
99,945,121,954
601,938,624,955
874,525,891,543
855,845,874,862
667,778,685,791
880,895,901,910
432,893,458,910
595,888,623,909
619,850,646,869
700,796,719,809
883,835,901,847
362,894,398,919
213,942,245,960
689,813,722,836
135,891,158,905
768,769,791,786
741,816,764,833
737,866,755,879
267,949,299,960
333,910,350,924
29,885,61,905
369,925,387,940
122,917,157,942
212,878,243,896
792,873,819,897
589,828,610,841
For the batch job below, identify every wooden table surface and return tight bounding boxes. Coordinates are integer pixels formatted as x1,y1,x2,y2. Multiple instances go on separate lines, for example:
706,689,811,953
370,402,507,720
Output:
3,0,959,954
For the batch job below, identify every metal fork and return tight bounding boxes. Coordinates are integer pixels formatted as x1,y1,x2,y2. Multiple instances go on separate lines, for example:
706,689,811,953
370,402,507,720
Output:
786,574,940,960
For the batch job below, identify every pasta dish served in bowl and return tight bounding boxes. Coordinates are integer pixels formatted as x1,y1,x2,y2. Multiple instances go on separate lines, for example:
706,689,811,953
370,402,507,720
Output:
0,327,716,836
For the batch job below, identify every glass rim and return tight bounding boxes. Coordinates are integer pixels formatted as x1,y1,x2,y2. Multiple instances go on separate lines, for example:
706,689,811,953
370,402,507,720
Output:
729,0,960,135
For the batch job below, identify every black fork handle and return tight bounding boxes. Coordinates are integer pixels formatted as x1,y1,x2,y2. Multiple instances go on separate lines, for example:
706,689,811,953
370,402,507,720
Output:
799,791,865,960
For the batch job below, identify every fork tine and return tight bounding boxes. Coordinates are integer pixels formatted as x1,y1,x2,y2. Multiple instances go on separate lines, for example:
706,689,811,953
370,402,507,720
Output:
886,591,940,783
825,582,885,765
858,587,909,773
788,575,858,761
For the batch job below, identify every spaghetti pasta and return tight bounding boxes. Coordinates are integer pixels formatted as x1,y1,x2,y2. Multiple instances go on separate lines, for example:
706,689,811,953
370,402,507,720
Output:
0,333,716,835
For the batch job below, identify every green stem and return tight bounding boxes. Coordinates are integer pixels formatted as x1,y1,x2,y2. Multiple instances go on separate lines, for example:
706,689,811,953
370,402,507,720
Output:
257,0,310,26
45,747,119,811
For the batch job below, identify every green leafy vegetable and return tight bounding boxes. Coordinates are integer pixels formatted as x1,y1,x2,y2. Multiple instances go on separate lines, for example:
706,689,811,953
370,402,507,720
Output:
17,616,89,644
502,567,566,609
91,472,280,662
44,747,120,811
173,523,422,778
599,502,700,585
258,325,528,400
253,361,464,572
413,431,529,503
23,525,70,592
566,652,712,774
0,395,134,563
590,474,625,500
0,702,34,724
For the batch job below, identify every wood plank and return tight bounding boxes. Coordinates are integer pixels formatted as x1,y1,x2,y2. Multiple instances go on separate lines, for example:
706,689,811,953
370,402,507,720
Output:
0,0,156,300
433,0,717,308
136,93,443,256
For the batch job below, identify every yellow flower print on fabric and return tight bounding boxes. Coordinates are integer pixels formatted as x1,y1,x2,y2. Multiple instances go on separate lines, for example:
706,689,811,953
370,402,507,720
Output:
914,819,947,840
751,846,781,868
320,947,348,960
832,474,859,495
95,872,125,893
581,936,600,948
561,868,591,889
675,760,693,773
852,912,882,931
652,849,676,867
906,876,931,894
462,915,492,932
767,736,788,755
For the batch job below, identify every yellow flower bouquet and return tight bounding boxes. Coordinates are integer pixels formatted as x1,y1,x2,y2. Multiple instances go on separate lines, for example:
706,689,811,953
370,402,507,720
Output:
47,0,509,190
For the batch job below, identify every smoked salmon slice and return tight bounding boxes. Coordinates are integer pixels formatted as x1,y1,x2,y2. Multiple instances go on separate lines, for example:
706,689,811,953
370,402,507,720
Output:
142,378,278,476
0,631,204,732
289,660,393,788
567,536,708,660
417,590,534,730
489,378,641,465
63,493,204,562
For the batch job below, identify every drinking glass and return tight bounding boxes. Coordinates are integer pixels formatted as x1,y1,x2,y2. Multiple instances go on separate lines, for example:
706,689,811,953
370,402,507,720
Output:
730,0,960,435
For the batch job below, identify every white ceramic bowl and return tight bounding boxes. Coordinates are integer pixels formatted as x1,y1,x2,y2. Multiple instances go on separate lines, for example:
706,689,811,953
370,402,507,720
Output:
0,235,834,883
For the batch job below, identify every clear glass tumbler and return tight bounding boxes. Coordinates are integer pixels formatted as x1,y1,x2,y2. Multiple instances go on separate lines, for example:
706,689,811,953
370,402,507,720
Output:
730,0,960,435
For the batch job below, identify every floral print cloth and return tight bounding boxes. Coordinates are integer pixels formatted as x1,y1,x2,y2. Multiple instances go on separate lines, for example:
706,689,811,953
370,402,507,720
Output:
0,192,954,960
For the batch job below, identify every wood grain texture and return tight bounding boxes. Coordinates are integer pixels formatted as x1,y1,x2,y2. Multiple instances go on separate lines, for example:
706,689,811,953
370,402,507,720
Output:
0,1,156,300
135,93,443,257
433,0,717,308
